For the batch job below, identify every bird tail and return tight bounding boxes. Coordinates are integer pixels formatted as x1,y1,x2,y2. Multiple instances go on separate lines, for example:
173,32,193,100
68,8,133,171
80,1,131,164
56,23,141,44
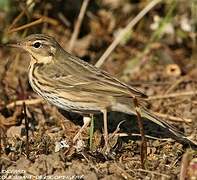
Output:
140,107,197,149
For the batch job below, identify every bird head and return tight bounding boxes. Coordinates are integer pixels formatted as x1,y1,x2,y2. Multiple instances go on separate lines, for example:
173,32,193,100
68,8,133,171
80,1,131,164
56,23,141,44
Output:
8,34,60,64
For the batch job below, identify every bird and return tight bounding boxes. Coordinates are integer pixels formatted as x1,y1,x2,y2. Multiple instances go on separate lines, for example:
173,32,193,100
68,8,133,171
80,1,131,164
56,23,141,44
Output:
7,34,197,150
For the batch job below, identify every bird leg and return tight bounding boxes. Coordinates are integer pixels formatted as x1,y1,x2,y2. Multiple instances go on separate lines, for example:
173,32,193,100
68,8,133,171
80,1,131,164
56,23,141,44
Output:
101,109,110,153
133,98,147,168
73,116,91,143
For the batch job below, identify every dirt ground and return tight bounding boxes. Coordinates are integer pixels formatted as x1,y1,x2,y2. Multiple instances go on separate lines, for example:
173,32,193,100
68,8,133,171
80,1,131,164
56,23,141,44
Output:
0,1,197,179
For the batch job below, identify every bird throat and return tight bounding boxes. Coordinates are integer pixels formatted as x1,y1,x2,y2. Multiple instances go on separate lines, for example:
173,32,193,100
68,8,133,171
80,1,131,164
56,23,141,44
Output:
30,54,53,66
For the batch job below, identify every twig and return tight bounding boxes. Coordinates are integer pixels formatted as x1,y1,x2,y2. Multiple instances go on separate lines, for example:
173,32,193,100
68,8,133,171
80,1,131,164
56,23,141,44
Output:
133,98,147,169
148,91,197,100
165,77,186,94
6,98,43,109
33,14,59,26
7,0,35,31
157,76,186,106
8,17,58,34
7,9,26,31
180,151,192,180
68,0,90,52
135,168,170,178
23,102,29,159
58,12,71,27
152,112,192,123
116,133,173,141
95,0,162,68
8,18,43,33
109,120,126,140
89,114,94,150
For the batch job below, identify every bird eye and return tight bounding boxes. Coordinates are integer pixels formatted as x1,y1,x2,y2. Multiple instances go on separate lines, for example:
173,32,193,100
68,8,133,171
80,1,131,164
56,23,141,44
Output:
33,42,41,48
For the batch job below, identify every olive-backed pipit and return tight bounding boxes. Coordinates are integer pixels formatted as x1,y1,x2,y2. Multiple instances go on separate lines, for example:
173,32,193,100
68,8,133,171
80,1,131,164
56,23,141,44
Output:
8,34,197,149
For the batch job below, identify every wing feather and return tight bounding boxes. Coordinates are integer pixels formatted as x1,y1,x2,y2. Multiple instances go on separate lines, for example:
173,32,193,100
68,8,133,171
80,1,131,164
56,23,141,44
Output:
46,53,147,98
